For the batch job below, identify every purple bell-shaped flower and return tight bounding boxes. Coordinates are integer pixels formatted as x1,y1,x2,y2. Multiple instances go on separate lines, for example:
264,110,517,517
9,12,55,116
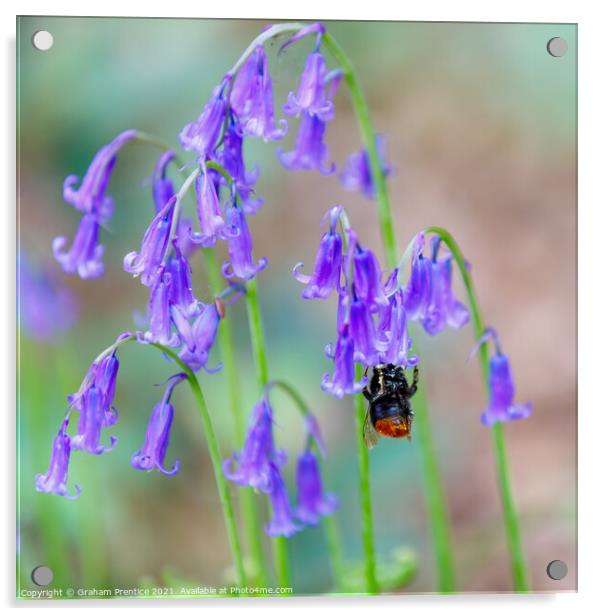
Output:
35,420,81,499
264,464,301,538
223,398,287,493
131,374,186,475
230,45,287,142
179,77,230,158
278,112,335,175
295,449,338,526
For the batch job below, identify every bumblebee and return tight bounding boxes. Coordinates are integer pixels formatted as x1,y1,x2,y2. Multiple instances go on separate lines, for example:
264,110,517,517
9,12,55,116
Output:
362,364,419,449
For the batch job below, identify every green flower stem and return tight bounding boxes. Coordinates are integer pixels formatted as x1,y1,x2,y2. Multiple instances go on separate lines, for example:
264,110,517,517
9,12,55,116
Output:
265,379,346,590
323,29,456,592
323,515,345,591
354,365,378,594
245,278,291,588
322,32,397,266
265,379,310,416
202,249,269,585
151,343,247,590
228,22,305,75
133,132,186,167
411,386,456,592
425,226,529,592
338,207,378,593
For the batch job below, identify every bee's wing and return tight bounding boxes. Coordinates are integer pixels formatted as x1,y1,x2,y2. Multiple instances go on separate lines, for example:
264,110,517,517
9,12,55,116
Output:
363,408,379,449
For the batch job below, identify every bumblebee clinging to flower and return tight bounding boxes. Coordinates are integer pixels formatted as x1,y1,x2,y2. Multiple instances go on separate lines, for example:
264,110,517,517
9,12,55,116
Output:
362,364,419,449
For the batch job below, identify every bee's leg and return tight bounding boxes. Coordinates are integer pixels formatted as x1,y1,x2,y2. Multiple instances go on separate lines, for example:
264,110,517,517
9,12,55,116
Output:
398,369,410,390
362,386,373,402
408,365,420,397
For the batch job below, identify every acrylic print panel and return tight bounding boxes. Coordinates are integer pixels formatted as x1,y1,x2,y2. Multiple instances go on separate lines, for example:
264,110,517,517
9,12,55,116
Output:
16,17,576,599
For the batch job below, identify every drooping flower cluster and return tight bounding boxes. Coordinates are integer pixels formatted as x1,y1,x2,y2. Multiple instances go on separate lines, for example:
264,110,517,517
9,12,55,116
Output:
224,399,337,537
53,130,136,279
293,210,532,428
404,232,470,335
36,332,126,498
293,206,413,398
293,207,473,399
278,24,340,175
36,330,190,498
119,153,224,372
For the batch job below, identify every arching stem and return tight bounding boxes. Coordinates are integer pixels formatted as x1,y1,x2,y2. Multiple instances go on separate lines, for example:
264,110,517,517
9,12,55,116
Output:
424,226,529,592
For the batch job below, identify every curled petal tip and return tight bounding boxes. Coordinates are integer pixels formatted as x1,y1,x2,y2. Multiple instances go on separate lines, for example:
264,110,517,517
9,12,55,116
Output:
64,484,82,500
159,459,180,476
292,262,311,284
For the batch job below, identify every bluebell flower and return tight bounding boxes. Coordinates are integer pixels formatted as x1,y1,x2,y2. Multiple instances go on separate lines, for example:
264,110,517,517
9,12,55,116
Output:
53,214,105,279
63,129,136,223
222,206,268,280
123,197,175,286
351,238,389,310
55,130,136,279
404,233,469,335
173,303,221,372
151,151,198,258
71,385,118,455
179,76,230,158
131,374,186,475
339,135,392,199
217,118,262,215
295,449,338,526
322,324,367,398
35,419,81,499
166,244,201,318
68,350,121,428
19,253,78,342
223,398,286,493
173,217,198,259
376,290,419,367
422,256,470,335
474,329,532,426
481,353,532,426
230,45,287,142
137,267,179,347
293,205,343,299
403,232,431,322
283,51,335,122
349,291,386,365
91,354,120,427
190,166,237,247
152,150,176,213
264,463,301,538
278,112,335,175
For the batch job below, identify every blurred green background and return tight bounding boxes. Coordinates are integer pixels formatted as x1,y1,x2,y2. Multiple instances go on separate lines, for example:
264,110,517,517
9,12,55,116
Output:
17,17,576,595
